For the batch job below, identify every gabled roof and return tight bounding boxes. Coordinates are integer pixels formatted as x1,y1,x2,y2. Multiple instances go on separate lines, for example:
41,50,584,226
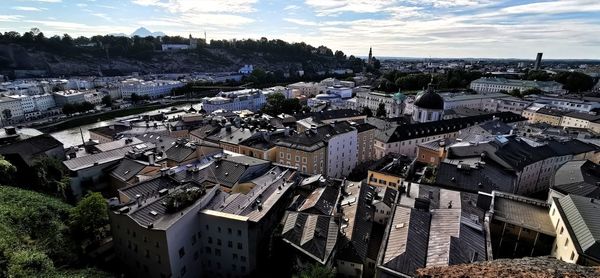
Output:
110,158,156,182
276,121,355,152
375,112,524,143
281,211,339,264
557,195,600,258
298,185,340,216
381,206,431,276
553,160,600,198
0,134,63,166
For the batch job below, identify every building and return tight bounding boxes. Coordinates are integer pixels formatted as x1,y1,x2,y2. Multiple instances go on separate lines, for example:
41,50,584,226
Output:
374,112,524,159
276,121,357,178
412,84,444,123
353,90,406,118
366,154,414,190
549,194,600,265
470,77,565,94
488,191,556,259
109,162,298,278
53,90,97,106
120,79,185,99
532,108,566,126
549,160,600,200
287,82,323,97
201,89,266,113
534,52,543,70
89,124,132,143
355,123,376,163
483,97,532,114
441,92,511,111
560,111,600,129
0,96,25,122
376,184,486,277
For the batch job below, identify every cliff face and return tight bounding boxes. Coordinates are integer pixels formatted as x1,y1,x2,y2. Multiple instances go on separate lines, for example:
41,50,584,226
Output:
0,43,343,77
416,257,600,278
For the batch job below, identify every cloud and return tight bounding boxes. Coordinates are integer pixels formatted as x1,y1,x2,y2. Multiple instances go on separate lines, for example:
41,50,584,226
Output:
23,0,62,2
24,20,130,35
0,15,23,22
12,6,46,11
284,18,319,26
284,5,301,10
91,13,112,21
132,0,258,13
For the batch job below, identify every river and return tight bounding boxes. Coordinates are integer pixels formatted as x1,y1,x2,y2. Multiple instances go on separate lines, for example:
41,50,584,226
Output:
50,103,202,148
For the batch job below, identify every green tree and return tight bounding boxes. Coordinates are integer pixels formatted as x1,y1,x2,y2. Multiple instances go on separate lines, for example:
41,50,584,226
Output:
0,154,16,185
70,192,108,243
362,107,373,117
2,109,12,123
522,88,542,96
376,103,387,118
7,250,55,278
509,88,522,98
295,264,335,278
554,72,595,92
130,93,140,103
31,157,71,196
101,95,112,107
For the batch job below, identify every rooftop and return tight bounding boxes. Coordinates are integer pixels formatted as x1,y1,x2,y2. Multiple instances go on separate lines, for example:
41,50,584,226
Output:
492,191,555,236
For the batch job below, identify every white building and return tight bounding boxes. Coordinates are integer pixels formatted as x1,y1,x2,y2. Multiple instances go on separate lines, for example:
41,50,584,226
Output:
238,65,254,74
83,91,104,105
161,44,190,51
470,77,565,94
326,124,357,178
528,96,600,113
440,92,511,110
287,82,323,97
412,87,444,123
353,90,406,118
483,97,532,114
201,89,266,113
0,96,25,122
120,79,185,99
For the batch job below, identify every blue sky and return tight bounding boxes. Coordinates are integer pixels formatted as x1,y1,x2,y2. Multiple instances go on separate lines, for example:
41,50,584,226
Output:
1,0,600,59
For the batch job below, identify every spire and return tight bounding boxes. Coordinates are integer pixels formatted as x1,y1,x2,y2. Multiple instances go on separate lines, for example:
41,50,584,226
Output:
368,47,373,65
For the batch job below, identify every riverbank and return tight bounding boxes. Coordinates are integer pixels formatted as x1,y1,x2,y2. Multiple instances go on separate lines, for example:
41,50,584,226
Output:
37,101,191,133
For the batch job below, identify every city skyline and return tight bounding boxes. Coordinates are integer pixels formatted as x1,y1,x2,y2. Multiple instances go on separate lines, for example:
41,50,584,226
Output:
1,0,600,59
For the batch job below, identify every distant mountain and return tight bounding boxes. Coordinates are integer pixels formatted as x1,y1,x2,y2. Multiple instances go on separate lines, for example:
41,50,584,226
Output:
131,27,166,38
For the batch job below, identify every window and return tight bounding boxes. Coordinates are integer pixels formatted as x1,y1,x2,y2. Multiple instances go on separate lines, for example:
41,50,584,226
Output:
565,238,569,246
208,237,213,244
560,227,564,235
179,247,185,258
241,256,246,262
571,251,575,261
218,226,222,233
192,235,197,245
228,228,232,235
228,241,233,248
205,247,212,254
217,239,222,246
552,208,556,216
238,230,242,236
215,248,221,256
237,242,243,250
233,253,238,260
280,152,284,158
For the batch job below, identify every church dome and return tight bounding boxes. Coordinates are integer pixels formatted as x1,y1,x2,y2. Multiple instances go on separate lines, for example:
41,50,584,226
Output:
414,91,444,110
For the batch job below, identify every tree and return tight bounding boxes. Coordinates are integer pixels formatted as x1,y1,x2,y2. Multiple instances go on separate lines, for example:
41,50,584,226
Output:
101,95,112,107
0,155,16,185
261,93,301,116
295,264,335,278
2,109,12,123
7,250,55,278
554,72,595,93
31,157,71,197
130,93,140,104
70,192,108,243
362,107,373,117
376,103,387,118
509,88,522,98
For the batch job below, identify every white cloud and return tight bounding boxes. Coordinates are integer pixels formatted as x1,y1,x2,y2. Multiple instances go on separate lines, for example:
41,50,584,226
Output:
0,15,23,22
284,18,319,26
284,5,300,10
12,6,46,11
91,13,112,21
23,0,62,2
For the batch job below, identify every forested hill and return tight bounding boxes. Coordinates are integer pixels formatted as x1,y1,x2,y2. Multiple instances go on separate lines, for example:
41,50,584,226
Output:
0,30,371,78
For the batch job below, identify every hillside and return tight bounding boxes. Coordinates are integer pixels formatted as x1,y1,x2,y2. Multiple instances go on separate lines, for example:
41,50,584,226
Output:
416,257,600,278
0,32,368,78
0,186,111,277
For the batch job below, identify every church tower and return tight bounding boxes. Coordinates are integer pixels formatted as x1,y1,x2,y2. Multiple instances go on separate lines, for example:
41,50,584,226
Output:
368,47,373,65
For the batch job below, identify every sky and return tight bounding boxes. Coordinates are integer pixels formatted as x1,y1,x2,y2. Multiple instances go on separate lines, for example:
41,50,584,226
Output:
1,0,600,59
